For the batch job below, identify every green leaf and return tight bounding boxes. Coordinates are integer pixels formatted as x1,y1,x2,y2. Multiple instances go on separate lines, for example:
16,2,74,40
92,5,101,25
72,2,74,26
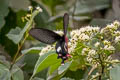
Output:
32,77,44,80
11,65,24,80
6,10,40,44
48,60,61,75
23,53,39,73
60,77,75,80
9,0,30,12
69,56,86,71
70,0,110,15
41,0,65,13
34,3,56,30
110,64,120,80
21,47,42,54
0,63,11,80
0,0,9,29
90,19,113,27
0,63,24,80
32,51,61,76
6,27,22,44
64,69,85,80
58,61,72,75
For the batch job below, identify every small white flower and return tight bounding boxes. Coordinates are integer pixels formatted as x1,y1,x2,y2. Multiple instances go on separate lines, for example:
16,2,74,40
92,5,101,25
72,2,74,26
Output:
54,30,64,36
106,24,114,29
113,20,120,26
79,33,90,41
93,27,100,32
100,28,104,33
96,72,99,76
104,45,115,51
82,48,89,55
70,30,76,37
87,57,92,62
107,66,112,70
103,40,110,45
39,45,54,56
115,36,120,43
79,27,86,33
114,31,120,36
68,41,77,53
28,6,33,10
88,49,96,55
70,38,77,43
95,42,100,47
36,6,42,12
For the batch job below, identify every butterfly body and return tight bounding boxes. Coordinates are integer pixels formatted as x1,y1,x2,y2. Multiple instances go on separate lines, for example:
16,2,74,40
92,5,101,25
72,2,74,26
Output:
29,13,71,64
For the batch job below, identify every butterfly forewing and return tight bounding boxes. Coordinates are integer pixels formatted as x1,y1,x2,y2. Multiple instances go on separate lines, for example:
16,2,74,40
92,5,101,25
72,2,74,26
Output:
29,28,62,44
63,13,69,36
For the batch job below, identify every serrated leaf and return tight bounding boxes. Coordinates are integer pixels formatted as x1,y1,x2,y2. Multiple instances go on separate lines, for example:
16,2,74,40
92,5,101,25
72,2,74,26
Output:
58,61,72,75
21,47,42,54
0,0,9,29
32,51,61,76
6,10,40,44
110,64,120,80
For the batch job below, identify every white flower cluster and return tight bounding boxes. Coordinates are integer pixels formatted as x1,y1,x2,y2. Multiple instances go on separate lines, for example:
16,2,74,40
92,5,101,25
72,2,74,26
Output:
70,26,100,41
115,36,120,43
69,26,100,54
103,40,115,51
40,45,54,56
101,21,120,34
82,48,98,65
36,6,43,12
94,42,100,47
114,31,120,43
104,45,115,51
28,6,43,12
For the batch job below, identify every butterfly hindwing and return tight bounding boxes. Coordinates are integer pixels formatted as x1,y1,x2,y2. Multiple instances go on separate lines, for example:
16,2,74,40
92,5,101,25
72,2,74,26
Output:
29,28,62,44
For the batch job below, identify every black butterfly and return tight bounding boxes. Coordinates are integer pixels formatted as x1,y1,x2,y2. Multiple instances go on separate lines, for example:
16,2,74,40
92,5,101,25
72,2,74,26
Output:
29,13,71,65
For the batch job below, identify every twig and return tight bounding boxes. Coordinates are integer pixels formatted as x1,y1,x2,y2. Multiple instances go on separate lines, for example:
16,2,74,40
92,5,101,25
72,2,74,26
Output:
88,64,97,76
98,53,104,80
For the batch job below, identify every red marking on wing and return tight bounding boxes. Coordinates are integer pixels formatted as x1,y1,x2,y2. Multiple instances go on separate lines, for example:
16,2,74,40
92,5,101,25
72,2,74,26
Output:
66,54,72,58
65,36,68,51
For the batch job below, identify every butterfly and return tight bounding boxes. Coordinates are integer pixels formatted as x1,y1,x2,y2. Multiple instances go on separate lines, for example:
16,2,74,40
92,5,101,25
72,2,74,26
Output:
29,13,71,65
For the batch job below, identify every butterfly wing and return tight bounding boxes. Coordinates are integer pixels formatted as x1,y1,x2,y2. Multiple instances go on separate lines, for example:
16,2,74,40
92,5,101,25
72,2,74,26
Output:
63,13,69,36
29,28,62,44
